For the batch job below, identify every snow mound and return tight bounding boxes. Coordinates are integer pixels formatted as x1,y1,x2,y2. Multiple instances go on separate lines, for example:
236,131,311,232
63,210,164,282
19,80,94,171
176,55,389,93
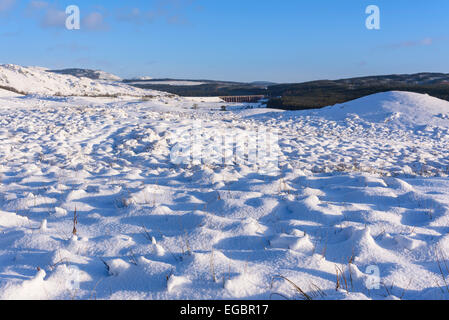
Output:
318,91,449,129
0,64,162,97
0,210,29,228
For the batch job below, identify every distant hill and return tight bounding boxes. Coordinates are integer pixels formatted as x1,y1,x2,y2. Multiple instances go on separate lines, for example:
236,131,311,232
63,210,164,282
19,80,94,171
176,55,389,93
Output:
123,78,269,97
266,73,449,110
249,81,278,87
123,73,449,110
48,68,121,81
0,64,161,97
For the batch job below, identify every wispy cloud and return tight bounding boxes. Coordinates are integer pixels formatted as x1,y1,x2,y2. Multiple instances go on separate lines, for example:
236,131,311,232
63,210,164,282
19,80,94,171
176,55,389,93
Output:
115,0,196,26
117,8,156,25
166,14,190,26
384,37,435,49
83,12,109,31
46,43,90,53
23,1,65,28
0,0,15,12
40,8,66,28
25,2,108,32
0,30,20,37
24,0,47,17
29,0,48,10
23,1,195,30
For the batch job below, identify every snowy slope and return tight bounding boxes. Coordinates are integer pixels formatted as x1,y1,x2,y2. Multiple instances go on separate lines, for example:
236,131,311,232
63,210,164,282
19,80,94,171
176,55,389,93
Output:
0,88,20,97
0,64,162,97
0,90,449,300
316,91,449,130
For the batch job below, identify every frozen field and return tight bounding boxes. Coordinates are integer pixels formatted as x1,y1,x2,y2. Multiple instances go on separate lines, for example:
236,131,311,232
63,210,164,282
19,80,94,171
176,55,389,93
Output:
1,67,449,300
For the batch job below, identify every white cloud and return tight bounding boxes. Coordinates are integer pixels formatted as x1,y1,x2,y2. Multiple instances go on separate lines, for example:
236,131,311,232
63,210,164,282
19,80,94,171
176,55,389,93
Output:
33,4,108,32
83,12,109,31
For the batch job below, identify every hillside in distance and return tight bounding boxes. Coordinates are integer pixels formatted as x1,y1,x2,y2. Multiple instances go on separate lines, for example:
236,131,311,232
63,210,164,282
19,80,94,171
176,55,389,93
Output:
4,64,449,111
122,78,273,97
0,64,163,97
125,72,449,110
47,68,122,81
266,73,449,110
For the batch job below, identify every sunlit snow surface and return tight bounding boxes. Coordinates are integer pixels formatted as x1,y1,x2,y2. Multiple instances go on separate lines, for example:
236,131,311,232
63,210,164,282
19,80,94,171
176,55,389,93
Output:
0,86,449,300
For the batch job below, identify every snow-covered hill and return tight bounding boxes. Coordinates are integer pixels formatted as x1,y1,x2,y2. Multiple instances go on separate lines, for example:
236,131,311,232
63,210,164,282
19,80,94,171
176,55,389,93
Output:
47,68,122,81
0,64,163,97
316,91,449,130
0,88,448,300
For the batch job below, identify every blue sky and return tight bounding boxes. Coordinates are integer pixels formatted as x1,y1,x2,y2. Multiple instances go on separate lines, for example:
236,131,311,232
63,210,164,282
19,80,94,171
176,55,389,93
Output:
0,0,448,82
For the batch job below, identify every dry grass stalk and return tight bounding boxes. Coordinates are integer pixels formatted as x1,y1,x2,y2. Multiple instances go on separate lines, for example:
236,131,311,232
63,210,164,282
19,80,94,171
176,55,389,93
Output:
72,207,78,236
271,275,312,301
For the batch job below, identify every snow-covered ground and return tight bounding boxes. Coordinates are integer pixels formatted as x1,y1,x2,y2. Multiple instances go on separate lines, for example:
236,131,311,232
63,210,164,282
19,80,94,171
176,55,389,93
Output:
0,68,449,300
